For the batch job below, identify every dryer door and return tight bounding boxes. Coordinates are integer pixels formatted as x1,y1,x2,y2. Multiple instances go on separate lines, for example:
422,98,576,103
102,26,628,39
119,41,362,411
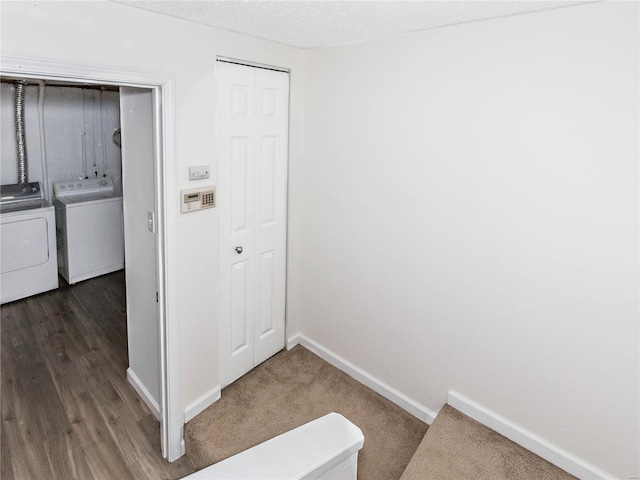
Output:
0,216,50,273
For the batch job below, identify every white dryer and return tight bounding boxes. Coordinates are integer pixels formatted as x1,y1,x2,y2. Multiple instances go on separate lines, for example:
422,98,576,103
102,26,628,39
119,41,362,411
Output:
53,177,124,285
0,182,59,304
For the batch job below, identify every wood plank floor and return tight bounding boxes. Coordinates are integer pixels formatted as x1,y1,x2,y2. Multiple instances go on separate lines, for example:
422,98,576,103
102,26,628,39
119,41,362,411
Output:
1,272,196,480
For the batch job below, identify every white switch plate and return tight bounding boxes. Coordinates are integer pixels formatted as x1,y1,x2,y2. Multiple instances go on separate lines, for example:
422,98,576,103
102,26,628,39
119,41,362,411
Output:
189,165,210,180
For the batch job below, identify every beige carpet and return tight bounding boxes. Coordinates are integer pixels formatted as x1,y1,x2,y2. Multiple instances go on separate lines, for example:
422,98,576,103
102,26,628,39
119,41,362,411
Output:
400,404,577,480
185,345,428,480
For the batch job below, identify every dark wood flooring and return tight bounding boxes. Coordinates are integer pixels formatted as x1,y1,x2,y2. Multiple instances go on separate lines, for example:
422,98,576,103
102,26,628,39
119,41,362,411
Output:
1,272,196,479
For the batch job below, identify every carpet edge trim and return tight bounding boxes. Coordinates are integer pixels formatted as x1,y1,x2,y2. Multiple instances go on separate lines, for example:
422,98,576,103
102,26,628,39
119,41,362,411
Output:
289,333,436,424
448,390,615,480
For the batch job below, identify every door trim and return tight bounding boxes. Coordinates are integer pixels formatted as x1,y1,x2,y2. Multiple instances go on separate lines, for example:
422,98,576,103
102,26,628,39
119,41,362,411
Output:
0,54,183,461
216,56,290,73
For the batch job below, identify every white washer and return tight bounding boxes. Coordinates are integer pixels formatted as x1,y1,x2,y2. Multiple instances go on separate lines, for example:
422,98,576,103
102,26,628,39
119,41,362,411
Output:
1,182,59,304
53,177,124,285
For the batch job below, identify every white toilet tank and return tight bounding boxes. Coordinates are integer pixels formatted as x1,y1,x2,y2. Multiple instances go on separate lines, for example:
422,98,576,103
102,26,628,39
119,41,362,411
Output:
182,412,364,480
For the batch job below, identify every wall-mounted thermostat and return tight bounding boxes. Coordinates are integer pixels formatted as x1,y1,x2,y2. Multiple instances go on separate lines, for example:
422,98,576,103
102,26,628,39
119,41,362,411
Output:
181,187,216,213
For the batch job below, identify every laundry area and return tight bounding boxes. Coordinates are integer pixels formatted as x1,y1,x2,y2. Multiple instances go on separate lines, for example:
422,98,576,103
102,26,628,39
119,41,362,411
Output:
0,78,124,304
0,73,166,472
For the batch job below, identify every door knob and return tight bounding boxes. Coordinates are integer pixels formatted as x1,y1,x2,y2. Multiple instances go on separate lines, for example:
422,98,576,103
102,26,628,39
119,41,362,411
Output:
235,246,243,254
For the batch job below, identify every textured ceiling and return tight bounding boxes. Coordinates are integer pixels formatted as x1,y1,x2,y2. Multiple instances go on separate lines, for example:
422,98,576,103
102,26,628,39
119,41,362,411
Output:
113,1,592,49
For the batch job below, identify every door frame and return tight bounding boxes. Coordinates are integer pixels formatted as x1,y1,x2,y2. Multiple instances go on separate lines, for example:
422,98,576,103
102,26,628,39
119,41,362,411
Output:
0,54,183,461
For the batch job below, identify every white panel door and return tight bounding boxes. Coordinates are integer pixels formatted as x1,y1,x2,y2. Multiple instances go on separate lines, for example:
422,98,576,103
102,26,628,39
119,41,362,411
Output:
218,62,289,387
120,87,161,410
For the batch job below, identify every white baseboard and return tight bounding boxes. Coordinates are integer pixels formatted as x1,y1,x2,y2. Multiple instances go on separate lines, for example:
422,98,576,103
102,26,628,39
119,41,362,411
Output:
184,385,222,423
288,333,437,424
286,333,302,350
448,390,615,480
127,368,161,420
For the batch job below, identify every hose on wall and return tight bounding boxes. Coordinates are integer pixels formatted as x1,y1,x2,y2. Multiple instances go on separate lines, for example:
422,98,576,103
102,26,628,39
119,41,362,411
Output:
14,80,28,184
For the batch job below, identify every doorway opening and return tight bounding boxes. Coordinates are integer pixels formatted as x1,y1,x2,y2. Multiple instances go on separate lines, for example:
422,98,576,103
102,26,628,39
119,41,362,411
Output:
0,55,182,463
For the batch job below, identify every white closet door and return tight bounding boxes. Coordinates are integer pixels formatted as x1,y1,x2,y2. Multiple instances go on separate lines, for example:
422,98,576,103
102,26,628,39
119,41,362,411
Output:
253,67,289,366
218,62,289,387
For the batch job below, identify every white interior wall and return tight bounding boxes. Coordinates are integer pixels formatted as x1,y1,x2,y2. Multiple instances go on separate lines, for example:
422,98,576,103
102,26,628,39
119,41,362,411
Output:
299,2,638,478
0,0,305,416
1,83,122,201
43,86,122,190
2,2,637,478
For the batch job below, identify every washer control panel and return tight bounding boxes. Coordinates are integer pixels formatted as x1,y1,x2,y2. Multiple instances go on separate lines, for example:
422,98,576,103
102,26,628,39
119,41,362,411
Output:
54,177,115,198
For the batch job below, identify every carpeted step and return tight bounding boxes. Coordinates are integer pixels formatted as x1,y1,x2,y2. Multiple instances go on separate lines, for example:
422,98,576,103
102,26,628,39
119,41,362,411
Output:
400,404,576,480
185,346,428,480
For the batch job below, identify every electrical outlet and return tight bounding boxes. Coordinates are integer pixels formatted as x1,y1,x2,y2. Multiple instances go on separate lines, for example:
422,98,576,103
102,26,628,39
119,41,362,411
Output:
189,165,210,180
